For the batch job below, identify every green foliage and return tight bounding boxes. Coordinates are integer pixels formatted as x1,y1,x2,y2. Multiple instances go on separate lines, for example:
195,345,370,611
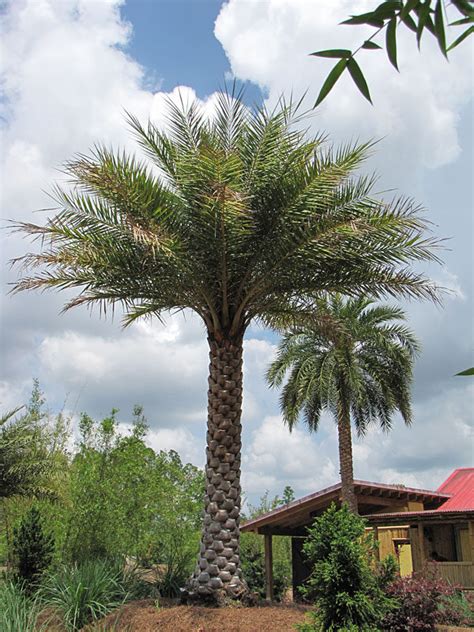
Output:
66,408,203,565
13,91,439,337
377,553,399,589
456,367,474,376
38,560,127,631
268,295,419,434
0,380,60,500
13,506,54,590
240,489,293,601
312,1,474,106
298,504,393,631
0,580,48,632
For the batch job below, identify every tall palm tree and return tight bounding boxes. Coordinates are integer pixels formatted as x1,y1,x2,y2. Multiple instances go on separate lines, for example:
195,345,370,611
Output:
12,92,437,600
267,294,420,513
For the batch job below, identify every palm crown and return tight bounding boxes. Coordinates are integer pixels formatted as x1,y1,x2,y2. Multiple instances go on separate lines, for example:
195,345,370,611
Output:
12,91,437,597
14,93,437,339
267,294,420,511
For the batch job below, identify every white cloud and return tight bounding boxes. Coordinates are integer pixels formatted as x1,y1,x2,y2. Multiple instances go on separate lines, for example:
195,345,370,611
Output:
215,0,472,172
242,414,338,497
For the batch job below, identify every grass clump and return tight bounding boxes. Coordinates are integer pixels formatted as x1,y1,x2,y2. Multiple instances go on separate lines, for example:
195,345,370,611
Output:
0,580,48,632
38,559,127,631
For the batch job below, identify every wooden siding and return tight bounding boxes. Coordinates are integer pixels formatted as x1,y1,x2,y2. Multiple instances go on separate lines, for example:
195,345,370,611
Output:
428,561,474,589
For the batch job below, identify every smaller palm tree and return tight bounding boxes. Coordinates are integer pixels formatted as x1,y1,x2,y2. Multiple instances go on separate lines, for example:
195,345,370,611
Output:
267,295,419,513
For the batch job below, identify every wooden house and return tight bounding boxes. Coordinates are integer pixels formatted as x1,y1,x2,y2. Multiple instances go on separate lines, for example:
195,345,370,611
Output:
241,468,474,600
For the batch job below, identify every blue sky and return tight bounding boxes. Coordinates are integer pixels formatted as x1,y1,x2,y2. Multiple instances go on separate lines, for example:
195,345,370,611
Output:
122,0,262,102
0,0,472,503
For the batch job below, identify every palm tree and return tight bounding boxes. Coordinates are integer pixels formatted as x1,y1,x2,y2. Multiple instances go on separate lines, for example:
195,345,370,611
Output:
267,294,420,513
12,92,438,600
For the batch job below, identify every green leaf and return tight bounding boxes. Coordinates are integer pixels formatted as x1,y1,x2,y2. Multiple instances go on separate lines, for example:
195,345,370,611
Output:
449,16,474,26
347,58,373,103
386,16,399,69
434,0,448,57
374,1,403,19
455,367,474,376
400,0,421,19
416,2,432,47
362,40,383,49
310,49,352,58
451,0,474,17
342,12,379,25
401,12,418,31
314,59,348,107
447,25,474,50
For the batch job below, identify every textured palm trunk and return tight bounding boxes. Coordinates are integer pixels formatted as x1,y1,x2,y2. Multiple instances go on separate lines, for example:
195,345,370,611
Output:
337,401,358,514
186,335,246,602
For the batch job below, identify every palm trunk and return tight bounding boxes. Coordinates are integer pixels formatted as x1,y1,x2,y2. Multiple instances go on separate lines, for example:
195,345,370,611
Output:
337,400,358,514
187,334,246,602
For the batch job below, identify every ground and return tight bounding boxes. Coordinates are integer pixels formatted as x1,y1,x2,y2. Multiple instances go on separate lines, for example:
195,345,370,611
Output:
88,600,311,631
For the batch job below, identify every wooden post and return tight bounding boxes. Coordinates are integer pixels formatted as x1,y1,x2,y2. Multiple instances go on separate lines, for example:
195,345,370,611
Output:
468,521,474,562
264,533,274,601
373,526,380,561
418,523,426,568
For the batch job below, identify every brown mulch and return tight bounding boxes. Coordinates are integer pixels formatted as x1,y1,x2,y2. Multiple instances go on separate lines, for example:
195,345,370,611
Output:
89,599,311,632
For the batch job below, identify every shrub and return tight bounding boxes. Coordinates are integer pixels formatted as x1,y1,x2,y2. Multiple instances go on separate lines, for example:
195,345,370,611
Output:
38,560,127,631
296,503,393,631
240,533,290,601
13,506,54,591
0,580,48,632
381,569,472,631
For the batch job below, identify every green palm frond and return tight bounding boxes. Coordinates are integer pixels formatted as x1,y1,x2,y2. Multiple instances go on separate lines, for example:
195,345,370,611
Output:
267,294,418,436
12,91,440,340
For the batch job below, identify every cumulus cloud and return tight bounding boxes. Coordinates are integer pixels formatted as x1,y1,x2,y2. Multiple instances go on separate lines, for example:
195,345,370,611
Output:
215,0,472,173
0,0,472,506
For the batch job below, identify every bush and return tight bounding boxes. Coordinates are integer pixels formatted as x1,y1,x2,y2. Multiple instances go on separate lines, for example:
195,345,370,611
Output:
38,560,127,631
381,569,472,631
240,533,290,601
296,503,393,631
13,506,54,591
0,580,48,632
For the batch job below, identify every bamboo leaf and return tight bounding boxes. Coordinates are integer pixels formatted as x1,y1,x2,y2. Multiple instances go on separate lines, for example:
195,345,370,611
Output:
374,1,403,19
402,13,418,31
310,49,352,58
451,0,474,17
362,40,383,49
314,59,348,107
347,58,373,103
342,12,379,25
449,16,474,26
386,17,399,69
434,0,447,57
400,0,421,19
447,25,474,50
416,2,431,48
455,367,474,376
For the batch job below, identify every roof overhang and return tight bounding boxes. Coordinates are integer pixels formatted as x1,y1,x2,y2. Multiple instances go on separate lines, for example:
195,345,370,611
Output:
241,479,451,536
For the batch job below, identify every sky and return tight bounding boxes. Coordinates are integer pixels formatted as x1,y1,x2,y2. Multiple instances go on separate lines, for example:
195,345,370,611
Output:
0,0,473,504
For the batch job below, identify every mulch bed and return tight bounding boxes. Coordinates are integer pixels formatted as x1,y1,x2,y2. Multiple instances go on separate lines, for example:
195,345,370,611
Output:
90,599,311,632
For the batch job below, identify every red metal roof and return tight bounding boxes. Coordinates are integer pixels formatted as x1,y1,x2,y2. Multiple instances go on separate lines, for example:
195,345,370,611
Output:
436,468,474,511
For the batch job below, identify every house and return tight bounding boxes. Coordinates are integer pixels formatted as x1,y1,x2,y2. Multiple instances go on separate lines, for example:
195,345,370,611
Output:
241,468,474,600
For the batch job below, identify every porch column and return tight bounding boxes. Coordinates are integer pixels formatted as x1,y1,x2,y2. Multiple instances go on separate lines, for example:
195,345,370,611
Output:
416,522,426,570
468,521,474,562
264,533,274,601
373,526,380,561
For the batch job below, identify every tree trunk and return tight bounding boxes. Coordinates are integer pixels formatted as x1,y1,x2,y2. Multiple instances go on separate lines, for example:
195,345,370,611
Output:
337,401,358,514
186,335,247,602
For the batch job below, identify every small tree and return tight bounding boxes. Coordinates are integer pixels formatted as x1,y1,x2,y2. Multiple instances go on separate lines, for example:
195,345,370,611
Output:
13,505,54,590
298,503,393,631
